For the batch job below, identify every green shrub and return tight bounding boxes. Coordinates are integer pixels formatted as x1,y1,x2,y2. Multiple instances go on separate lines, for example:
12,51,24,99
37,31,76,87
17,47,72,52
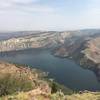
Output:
0,73,33,96
50,92,65,100
49,81,73,95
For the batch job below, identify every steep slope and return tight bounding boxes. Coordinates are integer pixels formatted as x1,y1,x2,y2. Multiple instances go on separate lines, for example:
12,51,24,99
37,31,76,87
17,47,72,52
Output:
0,61,99,100
0,29,98,52
53,34,100,81
0,61,51,96
80,37,100,81
0,32,72,52
0,61,73,99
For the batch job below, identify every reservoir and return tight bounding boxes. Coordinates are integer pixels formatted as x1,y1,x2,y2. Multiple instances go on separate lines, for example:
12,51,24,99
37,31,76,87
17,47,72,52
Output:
0,49,100,91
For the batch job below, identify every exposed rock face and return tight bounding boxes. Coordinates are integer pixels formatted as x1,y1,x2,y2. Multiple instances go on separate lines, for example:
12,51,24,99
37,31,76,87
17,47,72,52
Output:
53,36,86,57
83,37,100,64
54,35,100,81
0,30,99,52
81,37,100,81
1,30,95,52
0,32,72,52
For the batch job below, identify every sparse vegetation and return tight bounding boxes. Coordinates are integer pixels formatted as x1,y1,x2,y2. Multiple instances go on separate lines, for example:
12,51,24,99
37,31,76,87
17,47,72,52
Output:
0,61,74,100
0,62,99,100
0,91,100,100
0,73,33,96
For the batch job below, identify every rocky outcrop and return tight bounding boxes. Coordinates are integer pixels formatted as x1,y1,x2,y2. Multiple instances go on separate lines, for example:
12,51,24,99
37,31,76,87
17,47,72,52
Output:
0,30,99,52
0,32,72,52
54,36,100,81
81,37,100,80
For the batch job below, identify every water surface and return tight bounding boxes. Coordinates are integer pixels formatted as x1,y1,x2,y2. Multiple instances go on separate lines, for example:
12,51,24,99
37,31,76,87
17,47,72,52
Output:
0,49,100,91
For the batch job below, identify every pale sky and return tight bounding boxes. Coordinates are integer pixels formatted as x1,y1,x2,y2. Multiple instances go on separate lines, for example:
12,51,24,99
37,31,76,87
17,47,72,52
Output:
0,0,100,31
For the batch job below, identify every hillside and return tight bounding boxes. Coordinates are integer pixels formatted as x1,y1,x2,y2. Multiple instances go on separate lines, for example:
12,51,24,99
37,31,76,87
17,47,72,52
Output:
0,31,72,52
0,61,73,99
0,61,99,100
0,30,98,52
1,91,100,100
53,35,100,81
80,37,100,81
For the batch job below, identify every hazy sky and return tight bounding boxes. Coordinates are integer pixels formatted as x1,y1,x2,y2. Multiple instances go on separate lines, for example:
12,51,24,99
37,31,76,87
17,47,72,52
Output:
0,0,100,31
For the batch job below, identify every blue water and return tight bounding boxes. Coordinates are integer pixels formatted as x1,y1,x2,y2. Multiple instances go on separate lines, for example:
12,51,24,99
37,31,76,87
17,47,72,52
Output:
0,49,100,91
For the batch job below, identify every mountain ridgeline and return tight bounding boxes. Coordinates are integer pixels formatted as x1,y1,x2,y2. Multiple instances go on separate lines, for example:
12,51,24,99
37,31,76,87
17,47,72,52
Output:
0,31,71,52
0,30,99,52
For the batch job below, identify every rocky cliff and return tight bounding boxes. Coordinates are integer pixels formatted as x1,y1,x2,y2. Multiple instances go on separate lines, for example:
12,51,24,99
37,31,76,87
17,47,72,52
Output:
53,34,100,81
81,37,100,81
0,30,96,52
0,31,72,52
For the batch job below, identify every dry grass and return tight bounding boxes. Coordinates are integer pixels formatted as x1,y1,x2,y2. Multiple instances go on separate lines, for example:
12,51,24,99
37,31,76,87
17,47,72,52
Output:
66,92,100,100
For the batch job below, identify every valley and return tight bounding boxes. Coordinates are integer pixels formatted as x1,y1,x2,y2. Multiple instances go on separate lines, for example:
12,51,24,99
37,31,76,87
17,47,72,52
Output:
0,29,100,100
0,29,100,89
53,34,100,81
